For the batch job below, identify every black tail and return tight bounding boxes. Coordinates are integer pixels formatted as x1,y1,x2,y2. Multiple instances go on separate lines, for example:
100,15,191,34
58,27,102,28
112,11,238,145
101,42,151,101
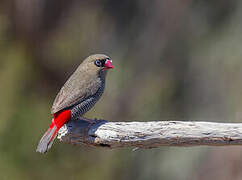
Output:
36,126,58,153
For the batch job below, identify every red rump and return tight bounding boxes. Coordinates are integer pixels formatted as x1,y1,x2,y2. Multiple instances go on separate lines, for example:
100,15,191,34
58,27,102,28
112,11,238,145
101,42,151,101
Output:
52,110,71,128
48,110,71,140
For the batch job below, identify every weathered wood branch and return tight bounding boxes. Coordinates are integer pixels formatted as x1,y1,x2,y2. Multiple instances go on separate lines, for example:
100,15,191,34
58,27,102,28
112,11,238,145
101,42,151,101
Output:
57,118,242,149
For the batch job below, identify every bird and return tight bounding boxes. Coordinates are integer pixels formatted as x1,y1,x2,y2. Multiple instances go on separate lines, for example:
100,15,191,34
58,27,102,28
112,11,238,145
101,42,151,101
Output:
36,54,114,153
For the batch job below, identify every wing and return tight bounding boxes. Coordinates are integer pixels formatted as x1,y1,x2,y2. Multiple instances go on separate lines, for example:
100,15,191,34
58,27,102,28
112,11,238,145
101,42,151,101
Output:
51,75,101,114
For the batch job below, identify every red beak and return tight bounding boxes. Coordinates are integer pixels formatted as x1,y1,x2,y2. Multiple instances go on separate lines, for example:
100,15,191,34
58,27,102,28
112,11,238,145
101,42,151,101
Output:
104,60,114,69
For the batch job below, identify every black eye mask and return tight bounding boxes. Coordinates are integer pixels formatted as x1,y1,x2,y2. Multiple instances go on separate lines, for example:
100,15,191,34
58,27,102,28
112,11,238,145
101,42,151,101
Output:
94,58,110,67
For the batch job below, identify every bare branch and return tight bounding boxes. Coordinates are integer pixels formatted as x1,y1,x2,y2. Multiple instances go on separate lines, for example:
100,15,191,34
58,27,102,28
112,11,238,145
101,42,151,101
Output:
57,118,242,149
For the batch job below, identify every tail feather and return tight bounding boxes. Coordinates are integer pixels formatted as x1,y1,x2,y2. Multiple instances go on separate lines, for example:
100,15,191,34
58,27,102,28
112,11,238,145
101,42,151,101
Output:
36,125,58,153
36,110,71,153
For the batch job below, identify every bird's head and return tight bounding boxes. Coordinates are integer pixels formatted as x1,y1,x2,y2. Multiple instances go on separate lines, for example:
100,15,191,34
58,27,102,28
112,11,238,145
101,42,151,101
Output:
82,54,114,73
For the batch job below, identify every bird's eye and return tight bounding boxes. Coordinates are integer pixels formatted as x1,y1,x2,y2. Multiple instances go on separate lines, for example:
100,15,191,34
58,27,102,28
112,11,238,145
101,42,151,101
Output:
95,60,102,67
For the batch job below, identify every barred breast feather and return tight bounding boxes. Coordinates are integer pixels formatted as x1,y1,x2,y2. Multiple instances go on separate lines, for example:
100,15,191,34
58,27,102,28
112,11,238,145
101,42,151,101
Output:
70,77,105,119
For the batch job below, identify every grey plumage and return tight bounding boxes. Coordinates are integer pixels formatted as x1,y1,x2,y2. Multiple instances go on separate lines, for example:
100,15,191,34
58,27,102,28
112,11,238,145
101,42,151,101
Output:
51,54,110,118
37,54,113,153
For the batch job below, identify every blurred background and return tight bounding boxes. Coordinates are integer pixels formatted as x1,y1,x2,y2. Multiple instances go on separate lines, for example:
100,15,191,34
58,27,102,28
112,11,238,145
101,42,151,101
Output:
0,0,242,179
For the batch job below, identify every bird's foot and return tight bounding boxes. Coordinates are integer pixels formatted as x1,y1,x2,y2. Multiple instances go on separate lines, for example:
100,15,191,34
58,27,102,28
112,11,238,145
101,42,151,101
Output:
78,117,107,142
79,117,106,126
